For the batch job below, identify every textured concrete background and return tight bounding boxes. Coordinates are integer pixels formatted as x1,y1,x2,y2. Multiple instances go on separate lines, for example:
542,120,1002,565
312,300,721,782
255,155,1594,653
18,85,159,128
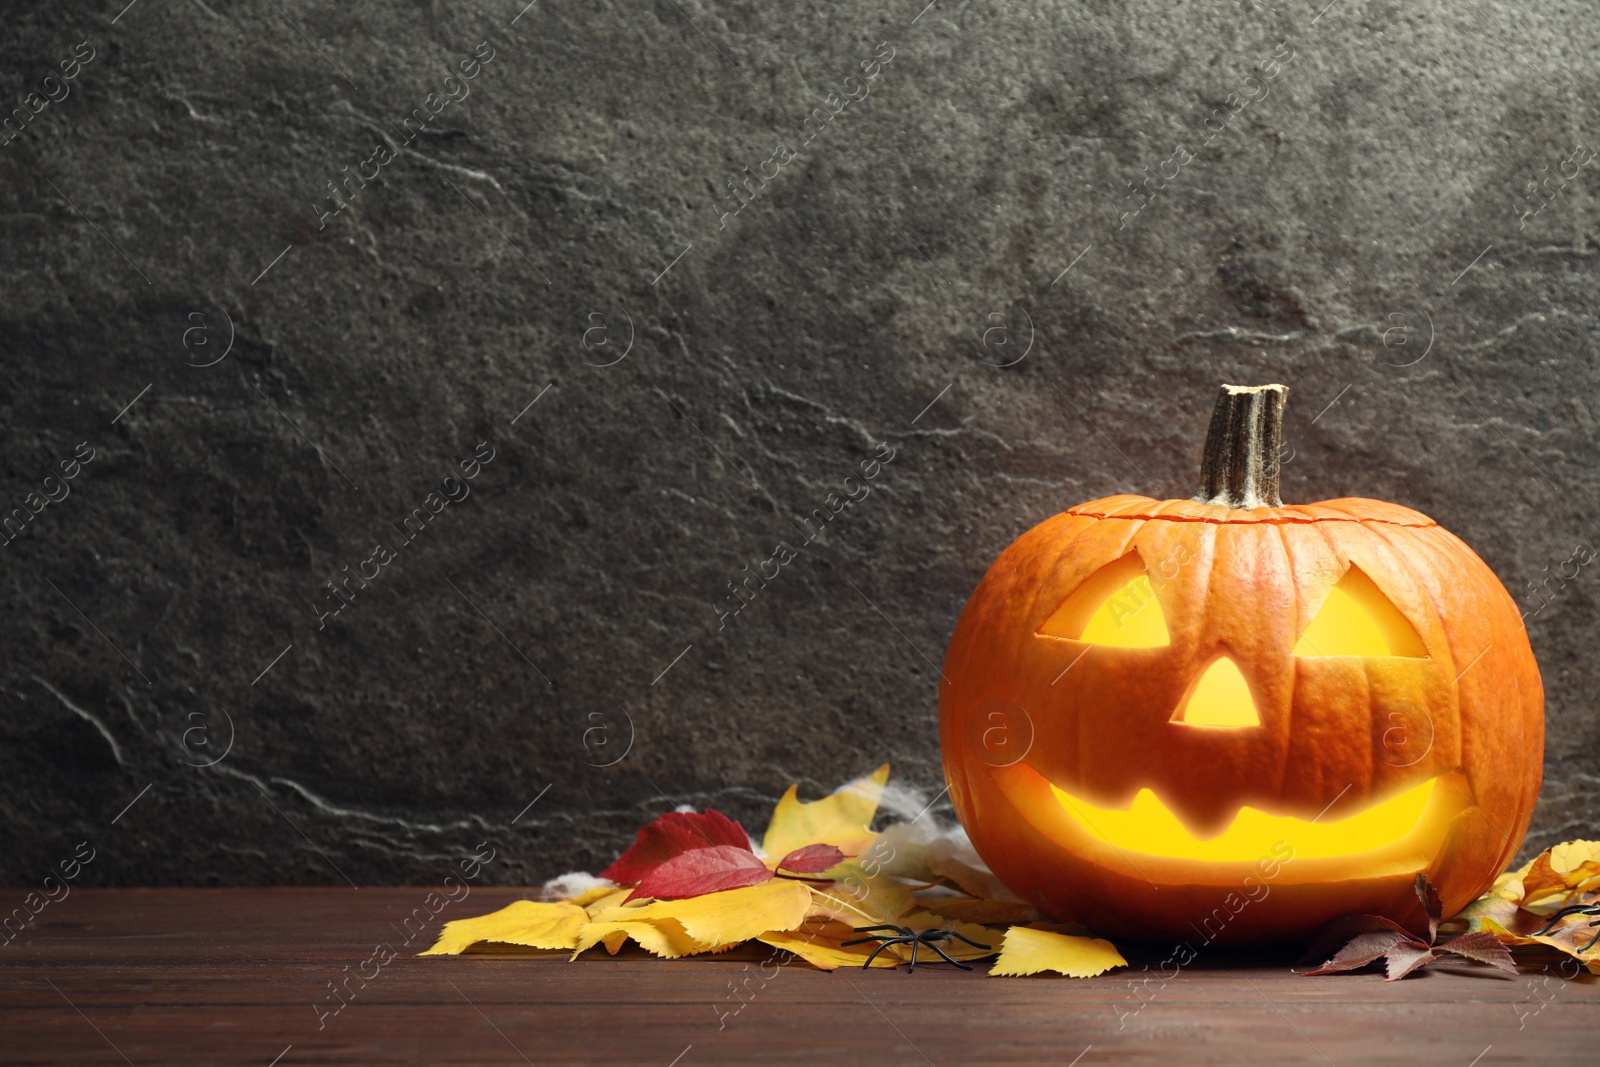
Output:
1,0,1595,888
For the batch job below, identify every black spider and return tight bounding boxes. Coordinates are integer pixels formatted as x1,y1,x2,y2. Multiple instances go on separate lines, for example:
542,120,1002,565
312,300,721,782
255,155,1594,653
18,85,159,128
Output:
1532,903,1600,952
843,924,993,972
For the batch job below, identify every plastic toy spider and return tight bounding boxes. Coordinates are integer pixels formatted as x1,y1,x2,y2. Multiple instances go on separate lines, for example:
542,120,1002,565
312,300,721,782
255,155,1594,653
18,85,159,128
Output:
843,924,993,971
1533,903,1600,952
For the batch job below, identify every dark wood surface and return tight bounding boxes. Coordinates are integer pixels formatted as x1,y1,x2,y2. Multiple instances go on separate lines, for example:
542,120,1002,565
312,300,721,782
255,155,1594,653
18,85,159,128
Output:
1,888,1594,1065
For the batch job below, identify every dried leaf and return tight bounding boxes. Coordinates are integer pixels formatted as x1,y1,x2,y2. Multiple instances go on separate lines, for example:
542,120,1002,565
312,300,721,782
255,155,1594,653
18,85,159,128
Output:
616,879,813,949
757,918,901,971
1460,892,1523,935
599,809,752,884
777,844,847,874
1303,930,1416,975
988,925,1127,978
1307,880,1519,981
1414,873,1442,943
1480,912,1600,973
627,845,773,901
1384,941,1437,981
762,763,889,860
419,901,587,956
1436,931,1517,973
1299,913,1418,972
1502,840,1600,910
1464,839,1600,974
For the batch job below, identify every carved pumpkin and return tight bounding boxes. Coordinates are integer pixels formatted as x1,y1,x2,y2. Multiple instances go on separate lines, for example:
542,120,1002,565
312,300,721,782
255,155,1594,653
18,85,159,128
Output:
940,384,1543,945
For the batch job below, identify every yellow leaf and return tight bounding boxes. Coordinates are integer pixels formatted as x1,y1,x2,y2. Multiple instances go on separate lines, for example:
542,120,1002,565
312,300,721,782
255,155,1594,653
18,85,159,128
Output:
1477,917,1600,975
807,868,914,927
762,763,890,860
573,917,708,960
758,919,902,970
609,880,813,949
569,885,623,908
419,900,587,956
887,912,997,964
1546,839,1600,873
579,888,633,918
988,926,1127,978
1520,842,1600,909
1493,840,1600,907
1466,840,1600,973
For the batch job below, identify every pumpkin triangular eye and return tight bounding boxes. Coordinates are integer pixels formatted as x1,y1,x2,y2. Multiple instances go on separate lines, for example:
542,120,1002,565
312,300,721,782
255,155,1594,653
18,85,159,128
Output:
1038,553,1170,648
1292,566,1427,658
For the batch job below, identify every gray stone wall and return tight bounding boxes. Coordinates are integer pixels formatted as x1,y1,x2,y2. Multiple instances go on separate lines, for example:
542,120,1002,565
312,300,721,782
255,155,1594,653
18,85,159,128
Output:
1,0,1595,886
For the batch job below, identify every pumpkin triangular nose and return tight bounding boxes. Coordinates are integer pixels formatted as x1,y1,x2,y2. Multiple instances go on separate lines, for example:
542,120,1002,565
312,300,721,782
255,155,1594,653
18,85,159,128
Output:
1173,656,1260,728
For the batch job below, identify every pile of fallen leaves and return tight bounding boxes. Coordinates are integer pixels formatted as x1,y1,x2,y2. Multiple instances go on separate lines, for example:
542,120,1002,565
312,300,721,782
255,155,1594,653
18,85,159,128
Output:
1301,841,1600,980
422,764,1127,977
1302,873,1517,980
1461,839,1600,974
424,762,1600,981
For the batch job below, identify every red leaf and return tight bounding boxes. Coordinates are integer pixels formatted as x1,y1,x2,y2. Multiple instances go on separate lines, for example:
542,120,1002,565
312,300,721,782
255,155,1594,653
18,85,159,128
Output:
776,844,847,874
1303,930,1415,975
1414,873,1442,943
1384,940,1436,981
599,809,752,884
1437,931,1518,974
1299,913,1417,971
627,846,773,901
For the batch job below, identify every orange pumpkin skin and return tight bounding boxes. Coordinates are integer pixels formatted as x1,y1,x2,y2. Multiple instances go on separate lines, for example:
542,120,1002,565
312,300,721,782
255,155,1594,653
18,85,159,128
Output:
940,493,1544,946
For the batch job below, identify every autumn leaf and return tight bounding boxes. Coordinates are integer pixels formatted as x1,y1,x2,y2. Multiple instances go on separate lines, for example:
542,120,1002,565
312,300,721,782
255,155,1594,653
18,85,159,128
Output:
1463,839,1600,974
599,809,752,884
1304,877,1516,980
1493,840,1600,911
568,885,623,909
419,901,587,956
988,925,1127,978
577,887,632,916
572,917,710,960
627,845,773,901
757,918,902,971
1474,910,1600,973
1384,940,1437,981
605,879,813,949
1434,931,1516,973
762,763,889,860
1414,872,1442,942
805,872,914,929
776,844,848,874
1302,928,1417,975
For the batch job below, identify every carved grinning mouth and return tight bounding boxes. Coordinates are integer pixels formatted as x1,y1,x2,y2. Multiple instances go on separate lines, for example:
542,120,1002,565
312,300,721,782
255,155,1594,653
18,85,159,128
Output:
995,763,1440,863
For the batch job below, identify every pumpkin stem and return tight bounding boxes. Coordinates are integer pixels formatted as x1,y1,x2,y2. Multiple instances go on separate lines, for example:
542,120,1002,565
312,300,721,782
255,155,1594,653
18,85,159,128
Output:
1194,383,1288,509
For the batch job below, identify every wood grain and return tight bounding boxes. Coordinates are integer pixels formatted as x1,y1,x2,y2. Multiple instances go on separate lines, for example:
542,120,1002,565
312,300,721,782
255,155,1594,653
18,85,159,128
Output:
0,888,1593,1065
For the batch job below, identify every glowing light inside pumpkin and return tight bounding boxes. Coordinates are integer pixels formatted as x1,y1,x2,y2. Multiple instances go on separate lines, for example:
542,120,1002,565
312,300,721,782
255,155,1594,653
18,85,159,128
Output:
1292,567,1427,658
1049,776,1437,862
1172,655,1260,728
1069,573,1170,648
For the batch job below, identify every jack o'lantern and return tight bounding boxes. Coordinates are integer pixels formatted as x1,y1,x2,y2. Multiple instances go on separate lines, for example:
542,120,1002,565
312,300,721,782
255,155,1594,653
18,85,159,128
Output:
940,384,1543,945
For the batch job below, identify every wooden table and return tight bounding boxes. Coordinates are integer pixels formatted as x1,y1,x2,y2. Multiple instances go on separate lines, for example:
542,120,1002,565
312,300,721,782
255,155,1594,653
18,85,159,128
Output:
1,888,1594,1065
